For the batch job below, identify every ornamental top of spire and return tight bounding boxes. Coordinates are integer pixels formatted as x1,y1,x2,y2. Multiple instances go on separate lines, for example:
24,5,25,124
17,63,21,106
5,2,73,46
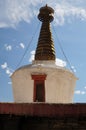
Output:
38,4,54,22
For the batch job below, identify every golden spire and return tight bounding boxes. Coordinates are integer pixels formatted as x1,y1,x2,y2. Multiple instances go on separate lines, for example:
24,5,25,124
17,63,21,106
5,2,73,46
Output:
35,5,56,60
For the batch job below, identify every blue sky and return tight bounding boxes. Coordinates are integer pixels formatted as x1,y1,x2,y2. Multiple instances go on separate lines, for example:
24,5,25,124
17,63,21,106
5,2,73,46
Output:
0,0,86,102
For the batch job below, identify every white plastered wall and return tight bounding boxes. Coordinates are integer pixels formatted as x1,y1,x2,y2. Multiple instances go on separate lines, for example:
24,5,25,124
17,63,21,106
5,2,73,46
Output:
11,63,77,103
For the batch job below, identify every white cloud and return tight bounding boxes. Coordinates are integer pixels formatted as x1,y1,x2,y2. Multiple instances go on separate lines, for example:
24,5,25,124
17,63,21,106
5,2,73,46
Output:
29,50,35,62
71,66,76,72
6,68,12,76
0,0,40,28
8,82,12,85
75,90,81,94
20,43,25,49
1,62,8,69
4,44,12,51
84,86,86,89
1,62,13,77
54,2,86,25
75,90,86,95
0,0,86,28
4,42,25,50
81,91,86,95
55,58,66,67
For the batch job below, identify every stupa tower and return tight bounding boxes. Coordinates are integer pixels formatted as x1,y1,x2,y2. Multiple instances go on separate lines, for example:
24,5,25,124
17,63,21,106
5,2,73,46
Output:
35,4,55,61
11,5,77,103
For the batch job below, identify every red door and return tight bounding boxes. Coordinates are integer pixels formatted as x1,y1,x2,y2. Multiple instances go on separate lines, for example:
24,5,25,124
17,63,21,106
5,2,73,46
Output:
31,74,46,102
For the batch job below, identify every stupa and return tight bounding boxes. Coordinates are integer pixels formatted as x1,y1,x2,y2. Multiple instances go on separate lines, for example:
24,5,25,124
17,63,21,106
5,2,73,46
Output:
11,5,77,103
0,5,86,130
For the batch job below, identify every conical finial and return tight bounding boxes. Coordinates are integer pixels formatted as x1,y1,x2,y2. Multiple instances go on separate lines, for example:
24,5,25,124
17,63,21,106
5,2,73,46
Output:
35,5,56,61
